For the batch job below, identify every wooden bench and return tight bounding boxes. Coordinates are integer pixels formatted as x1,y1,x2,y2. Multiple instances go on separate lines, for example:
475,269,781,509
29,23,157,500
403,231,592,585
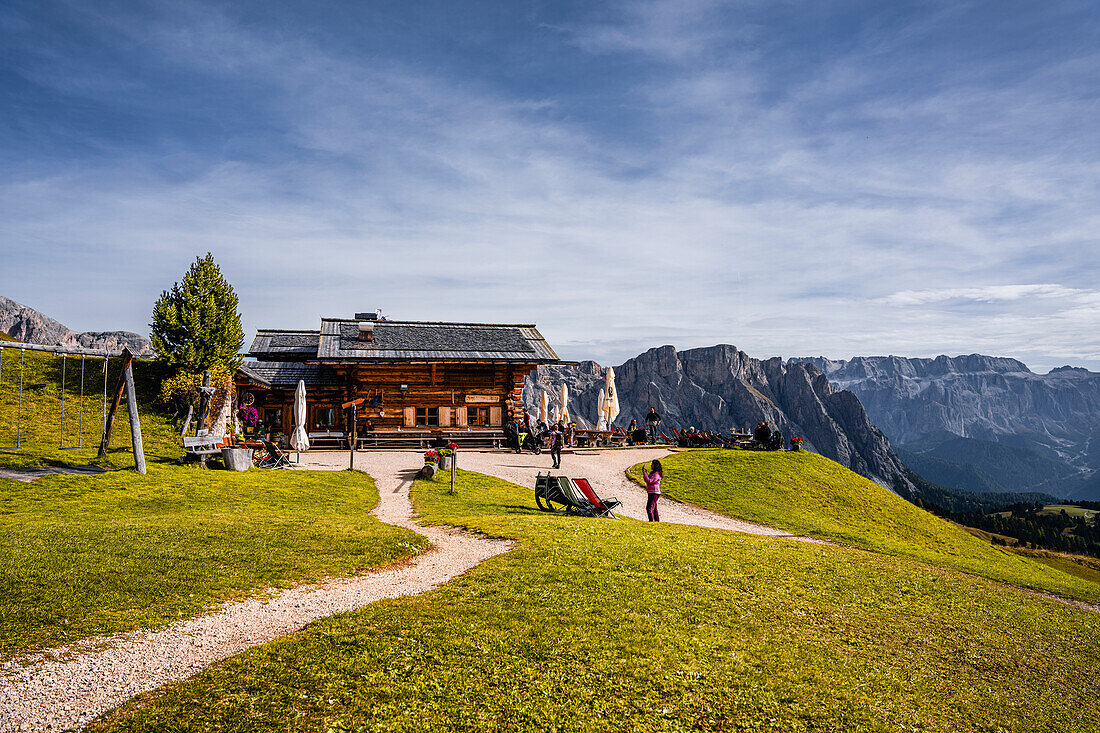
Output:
183,435,222,456
308,430,347,448
182,434,223,466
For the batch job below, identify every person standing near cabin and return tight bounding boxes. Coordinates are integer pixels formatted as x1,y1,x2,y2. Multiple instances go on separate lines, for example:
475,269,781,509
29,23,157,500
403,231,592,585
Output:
645,407,661,444
642,459,662,522
549,423,564,469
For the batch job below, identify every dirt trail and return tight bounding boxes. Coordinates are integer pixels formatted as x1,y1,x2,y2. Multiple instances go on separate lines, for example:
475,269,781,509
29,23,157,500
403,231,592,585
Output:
0,454,510,732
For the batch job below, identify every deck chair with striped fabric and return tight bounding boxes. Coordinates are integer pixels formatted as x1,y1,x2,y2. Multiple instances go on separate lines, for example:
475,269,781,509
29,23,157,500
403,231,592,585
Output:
534,473,620,518
257,439,293,469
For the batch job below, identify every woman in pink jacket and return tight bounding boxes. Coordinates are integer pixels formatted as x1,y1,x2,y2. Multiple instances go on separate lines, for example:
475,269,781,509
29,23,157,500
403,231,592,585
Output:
641,459,663,522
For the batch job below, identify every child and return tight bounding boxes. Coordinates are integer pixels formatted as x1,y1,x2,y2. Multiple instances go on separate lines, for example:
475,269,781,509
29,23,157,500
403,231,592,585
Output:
641,459,662,522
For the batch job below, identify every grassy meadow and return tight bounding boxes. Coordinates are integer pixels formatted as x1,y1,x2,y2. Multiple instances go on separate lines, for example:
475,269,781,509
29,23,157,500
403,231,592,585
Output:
0,468,427,657
629,449,1100,606
87,468,1100,732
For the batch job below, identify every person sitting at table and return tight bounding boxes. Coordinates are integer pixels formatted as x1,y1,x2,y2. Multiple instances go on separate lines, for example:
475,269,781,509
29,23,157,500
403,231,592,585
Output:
753,421,772,448
768,429,784,451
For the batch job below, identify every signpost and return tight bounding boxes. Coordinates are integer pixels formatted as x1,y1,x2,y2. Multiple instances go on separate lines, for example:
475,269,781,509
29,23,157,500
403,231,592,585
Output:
342,398,365,470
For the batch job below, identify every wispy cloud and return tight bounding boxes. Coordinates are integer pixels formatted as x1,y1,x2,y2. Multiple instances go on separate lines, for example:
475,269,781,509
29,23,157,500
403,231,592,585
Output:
1,1,1099,372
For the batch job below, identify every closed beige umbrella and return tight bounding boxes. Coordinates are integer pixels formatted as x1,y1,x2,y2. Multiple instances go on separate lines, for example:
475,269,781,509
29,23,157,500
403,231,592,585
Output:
596,387,606,430
558,384,570,424
540,390,549,425
290,379,310,456
603,367,620,428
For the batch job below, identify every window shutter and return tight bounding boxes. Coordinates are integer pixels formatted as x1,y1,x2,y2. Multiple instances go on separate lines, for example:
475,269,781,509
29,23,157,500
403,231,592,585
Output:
439,407,451,427
455,406,468,427
404,407,415,427
489,406,502,426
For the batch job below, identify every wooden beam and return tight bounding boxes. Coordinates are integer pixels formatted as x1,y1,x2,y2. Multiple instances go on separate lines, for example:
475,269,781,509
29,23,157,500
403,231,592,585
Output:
97,348,133,458
124,359,147,475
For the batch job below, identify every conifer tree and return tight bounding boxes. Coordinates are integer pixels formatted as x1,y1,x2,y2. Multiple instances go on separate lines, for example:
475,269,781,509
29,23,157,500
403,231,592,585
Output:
150,253,244,373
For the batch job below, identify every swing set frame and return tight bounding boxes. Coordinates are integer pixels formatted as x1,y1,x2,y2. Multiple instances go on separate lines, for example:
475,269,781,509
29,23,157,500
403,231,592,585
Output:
0,342,146,474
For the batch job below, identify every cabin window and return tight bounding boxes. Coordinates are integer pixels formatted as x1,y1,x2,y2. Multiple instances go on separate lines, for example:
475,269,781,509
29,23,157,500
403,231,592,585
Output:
467,406,490,426
415,407,439,427
314,406,337,428
263,407,283,430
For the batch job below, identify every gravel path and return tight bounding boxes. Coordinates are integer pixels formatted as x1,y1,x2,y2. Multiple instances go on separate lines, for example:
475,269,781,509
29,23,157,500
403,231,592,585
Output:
0,454,511,732
0,465,107,483
448,447,823,541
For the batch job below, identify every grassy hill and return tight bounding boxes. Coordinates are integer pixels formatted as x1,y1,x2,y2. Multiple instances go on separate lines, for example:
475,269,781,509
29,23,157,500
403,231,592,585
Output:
89,468,1100,732
0,468,427,657
0,346,179,470
628,449,1100,606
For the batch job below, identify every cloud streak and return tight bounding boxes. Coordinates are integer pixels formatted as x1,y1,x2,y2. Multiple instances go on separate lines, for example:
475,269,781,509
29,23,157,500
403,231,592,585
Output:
1,1,1099,372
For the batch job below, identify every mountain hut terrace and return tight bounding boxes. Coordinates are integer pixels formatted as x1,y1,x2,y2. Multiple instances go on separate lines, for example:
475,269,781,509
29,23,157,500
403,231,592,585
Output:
235,313,559,448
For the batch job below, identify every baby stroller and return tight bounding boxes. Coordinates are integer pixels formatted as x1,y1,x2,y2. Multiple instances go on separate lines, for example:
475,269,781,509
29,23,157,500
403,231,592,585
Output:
517,430,543,454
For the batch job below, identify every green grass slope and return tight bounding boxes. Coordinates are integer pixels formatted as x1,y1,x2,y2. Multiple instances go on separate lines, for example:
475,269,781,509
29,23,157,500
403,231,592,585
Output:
0,468,427,657
89,469,1100,732
0,347,179,469
629,450,1100,606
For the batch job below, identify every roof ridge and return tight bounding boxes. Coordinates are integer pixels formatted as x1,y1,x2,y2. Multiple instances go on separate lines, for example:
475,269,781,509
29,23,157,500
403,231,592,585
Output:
319,318,539,328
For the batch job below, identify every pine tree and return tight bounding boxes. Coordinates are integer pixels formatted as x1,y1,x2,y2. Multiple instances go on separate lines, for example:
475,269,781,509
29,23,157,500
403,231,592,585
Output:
150,253,244,374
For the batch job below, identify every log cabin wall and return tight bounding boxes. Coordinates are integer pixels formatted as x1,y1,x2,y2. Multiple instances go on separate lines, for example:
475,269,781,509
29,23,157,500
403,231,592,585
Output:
237,361,540,433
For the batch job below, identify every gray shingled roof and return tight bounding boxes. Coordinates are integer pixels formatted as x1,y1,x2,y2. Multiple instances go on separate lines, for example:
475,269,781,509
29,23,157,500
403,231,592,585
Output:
318,319,557,362
238,361,342,388
248,330,320,359
247,319,558,363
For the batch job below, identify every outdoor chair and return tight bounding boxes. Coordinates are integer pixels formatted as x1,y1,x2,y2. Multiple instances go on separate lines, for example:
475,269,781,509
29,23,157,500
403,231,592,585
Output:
534,473,619,518
257,439,293,469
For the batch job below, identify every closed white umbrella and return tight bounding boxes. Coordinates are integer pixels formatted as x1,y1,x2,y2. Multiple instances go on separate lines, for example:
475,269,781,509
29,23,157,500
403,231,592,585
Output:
540,390,549,425
290,379,310,455
596,387,606,430
559,384,570,424
604,367,620,428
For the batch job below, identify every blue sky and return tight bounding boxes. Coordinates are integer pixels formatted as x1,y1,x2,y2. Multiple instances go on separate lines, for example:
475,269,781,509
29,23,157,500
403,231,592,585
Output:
2,0,1099,371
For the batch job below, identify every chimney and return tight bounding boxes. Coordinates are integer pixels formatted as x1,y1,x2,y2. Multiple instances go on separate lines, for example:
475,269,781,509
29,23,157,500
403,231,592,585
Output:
358,321,375,343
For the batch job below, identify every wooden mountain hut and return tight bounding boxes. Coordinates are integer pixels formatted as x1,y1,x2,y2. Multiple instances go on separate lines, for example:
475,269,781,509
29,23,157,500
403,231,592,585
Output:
235,312,559,448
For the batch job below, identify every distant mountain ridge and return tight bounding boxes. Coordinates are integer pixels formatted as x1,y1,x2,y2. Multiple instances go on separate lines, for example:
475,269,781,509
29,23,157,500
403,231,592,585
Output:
792,354,1100,499
0,295,153,356
525,344,913,493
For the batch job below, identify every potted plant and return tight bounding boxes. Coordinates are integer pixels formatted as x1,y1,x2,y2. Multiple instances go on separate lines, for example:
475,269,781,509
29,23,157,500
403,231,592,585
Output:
237,405,259,436
424,449,441,465
791,436,803,452
438,443,457,469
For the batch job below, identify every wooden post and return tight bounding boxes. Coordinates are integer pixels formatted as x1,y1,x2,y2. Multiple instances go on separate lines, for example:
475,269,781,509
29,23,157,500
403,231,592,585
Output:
180,404,193,437
449,445,456,495
349,402,356,470
197,370,213,433
123,360,147,475
97,348,133,458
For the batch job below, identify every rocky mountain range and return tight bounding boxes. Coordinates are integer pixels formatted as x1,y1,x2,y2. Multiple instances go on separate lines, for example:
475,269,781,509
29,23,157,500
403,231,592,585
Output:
0,295,154,356
792,355,1100,499
525,344,914,493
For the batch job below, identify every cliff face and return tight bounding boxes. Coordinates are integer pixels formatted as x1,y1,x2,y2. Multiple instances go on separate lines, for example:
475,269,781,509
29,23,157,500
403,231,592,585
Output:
793,355,1100,470
526,344,913,493
792,354,1100,499
0,295,153,356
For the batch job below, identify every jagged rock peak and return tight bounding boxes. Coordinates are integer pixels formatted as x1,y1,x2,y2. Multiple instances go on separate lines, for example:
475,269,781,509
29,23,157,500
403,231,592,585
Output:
793,354,1033,380
526,343,913,493
0,295,154,356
